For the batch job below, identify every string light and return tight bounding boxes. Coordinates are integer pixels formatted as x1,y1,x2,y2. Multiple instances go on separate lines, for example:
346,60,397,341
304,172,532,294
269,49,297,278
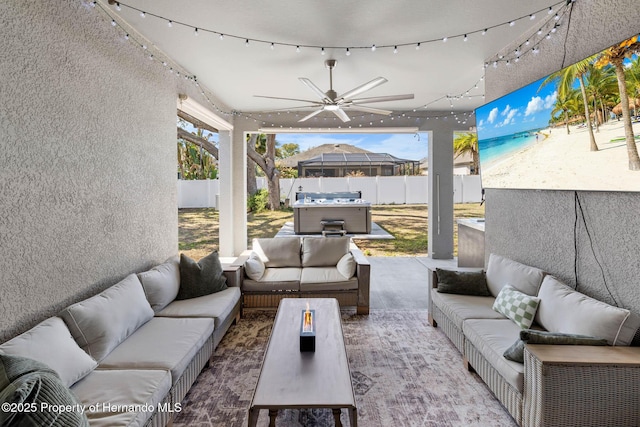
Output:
345,48,351,56
194,27,198,36
321,47,325,55
219,33,224,40
107,0,568,54
393,46,398,53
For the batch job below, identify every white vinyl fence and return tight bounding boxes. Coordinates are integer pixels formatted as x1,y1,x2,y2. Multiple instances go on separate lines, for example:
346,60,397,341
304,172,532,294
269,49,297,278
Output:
177,175,482,208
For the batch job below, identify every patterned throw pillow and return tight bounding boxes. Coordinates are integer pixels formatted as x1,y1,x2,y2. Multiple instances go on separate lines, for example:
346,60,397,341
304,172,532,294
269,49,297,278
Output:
492,285,540,329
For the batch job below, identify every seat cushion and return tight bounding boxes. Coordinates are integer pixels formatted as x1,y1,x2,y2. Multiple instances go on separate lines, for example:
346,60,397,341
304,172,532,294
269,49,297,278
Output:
137,256,180,312
98,317,214,385
253,238,301,267
302,237,350,267
157,287,241,331
463,319,525,392
71,369,171,427
0,317,97,387
300,267,358,291
430,291,505,330
242,268,301,292
60,274,154,362
485,254,545,297
536,275,640,345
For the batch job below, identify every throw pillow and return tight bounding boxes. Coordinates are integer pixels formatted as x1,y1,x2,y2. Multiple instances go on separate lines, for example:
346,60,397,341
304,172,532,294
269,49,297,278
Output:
137,256,180,312
0,354,90,426
492,285,540,329
177,251,227,300
503,330,609,363
336,252,356,279
244,252,266,281
435,268,491,296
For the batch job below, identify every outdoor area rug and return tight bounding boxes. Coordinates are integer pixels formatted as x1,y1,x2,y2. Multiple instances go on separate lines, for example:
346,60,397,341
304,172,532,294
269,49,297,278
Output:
173,310,517,427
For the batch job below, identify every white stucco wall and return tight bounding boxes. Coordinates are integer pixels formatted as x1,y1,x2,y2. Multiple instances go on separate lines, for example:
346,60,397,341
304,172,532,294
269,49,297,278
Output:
483,0,640,321
0,1,181,341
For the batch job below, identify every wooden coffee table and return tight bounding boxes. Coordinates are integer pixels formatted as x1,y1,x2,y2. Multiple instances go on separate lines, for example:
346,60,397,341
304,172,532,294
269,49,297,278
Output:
247,298,357,427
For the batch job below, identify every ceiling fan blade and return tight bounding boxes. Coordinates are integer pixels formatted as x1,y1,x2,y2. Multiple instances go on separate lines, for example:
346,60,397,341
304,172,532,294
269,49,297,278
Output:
332,108,351,122
254,95,323,105
298,108,324,122
350,94,415,104
345,105,393,116
299,78,331,102
337,77,387,102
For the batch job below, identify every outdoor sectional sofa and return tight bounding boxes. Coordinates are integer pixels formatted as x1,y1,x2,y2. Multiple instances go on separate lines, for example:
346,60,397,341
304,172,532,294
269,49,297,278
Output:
0,255,241,427
428,253,640,427
233,236,371,314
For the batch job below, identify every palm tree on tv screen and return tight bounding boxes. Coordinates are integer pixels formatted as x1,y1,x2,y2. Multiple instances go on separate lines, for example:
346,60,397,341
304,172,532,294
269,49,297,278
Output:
453,132,480,175
596,35,640,171
551,89,580,135
542,55,599,152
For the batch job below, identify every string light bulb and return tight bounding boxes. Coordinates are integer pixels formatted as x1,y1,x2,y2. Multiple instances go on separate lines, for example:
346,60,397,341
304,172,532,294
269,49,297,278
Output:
271,43,275,50
245,39,249,47
321,47,325,55
194,28,198,36
139,11,145,18
167,20,173,28
296,46,300,53
415,43,420,50
548,7,553,14
529,14,535,20
463,34,468,42
393,46,398,53
345,48,351,56
219,33,224,40
442,37,448,42
554,13,559,20
115,2,121,11
371,44,377,51
482,29,487,35
111,19,116,26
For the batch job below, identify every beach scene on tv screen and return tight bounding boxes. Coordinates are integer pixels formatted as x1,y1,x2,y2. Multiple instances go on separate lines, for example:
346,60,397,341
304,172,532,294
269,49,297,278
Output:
476,35,640,192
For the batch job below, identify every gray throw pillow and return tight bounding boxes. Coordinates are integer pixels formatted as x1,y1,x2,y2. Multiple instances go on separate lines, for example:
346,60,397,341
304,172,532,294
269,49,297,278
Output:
177,251,227,300
435,268,491,296
503,329,609,363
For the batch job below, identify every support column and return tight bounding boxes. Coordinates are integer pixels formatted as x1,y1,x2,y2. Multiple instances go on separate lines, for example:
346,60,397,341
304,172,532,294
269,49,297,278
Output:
428,129,454,259
218,128,247,257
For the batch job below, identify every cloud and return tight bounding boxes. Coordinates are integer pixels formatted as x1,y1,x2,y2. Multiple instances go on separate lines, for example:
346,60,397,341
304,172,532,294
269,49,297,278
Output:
487,107,499,124
498,108,518,127
501,105,512,116
525,91,557,116
477,119,484,127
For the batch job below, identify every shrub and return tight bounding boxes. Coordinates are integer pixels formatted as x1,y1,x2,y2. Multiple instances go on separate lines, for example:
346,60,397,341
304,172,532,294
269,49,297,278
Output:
247,189,269,213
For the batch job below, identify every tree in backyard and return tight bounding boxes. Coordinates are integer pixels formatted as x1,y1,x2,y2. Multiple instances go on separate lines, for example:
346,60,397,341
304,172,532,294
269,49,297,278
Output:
595,35,640,170
541,55,599,151
278,143,301,159
453,132,480,175
247,133,281,210
177,117,219,180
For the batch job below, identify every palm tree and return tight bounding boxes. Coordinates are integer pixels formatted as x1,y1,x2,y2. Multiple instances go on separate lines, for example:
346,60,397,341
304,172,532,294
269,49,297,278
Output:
542,55,599,151
595,35,640,171
453,132,480,175
585,64,617,129
624,55,640,116
551,89,580,134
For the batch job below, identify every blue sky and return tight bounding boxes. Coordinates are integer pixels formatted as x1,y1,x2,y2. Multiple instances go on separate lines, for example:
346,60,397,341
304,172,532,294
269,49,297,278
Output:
276,133,429,161
475,76,557,140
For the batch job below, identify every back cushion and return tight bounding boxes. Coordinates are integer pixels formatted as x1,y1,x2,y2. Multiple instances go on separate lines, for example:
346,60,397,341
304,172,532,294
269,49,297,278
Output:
60,274,154,362
302,237,350,267
254,238,301,267
0,317,97,387
485,254,545,297
137,256,180,312
535,275,640,346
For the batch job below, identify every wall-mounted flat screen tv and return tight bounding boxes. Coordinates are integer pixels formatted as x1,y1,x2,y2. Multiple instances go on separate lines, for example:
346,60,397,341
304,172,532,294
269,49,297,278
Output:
475,34,640,192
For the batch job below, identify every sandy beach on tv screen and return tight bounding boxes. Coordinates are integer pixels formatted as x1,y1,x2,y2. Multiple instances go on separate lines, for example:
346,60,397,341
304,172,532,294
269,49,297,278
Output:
482,120,640,192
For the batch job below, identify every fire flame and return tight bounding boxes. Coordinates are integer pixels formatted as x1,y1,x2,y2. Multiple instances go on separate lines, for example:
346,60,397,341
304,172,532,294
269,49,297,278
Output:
303,302,313,332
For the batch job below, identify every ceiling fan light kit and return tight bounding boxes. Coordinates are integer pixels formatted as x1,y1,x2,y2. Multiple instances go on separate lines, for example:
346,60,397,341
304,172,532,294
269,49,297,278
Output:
256,59,414,123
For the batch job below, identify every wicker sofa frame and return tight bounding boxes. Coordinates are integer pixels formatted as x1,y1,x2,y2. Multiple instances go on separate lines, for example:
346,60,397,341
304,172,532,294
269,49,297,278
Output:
428,268,640,427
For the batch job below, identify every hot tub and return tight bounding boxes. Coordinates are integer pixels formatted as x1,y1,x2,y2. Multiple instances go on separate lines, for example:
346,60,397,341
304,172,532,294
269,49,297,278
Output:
293,192,372,234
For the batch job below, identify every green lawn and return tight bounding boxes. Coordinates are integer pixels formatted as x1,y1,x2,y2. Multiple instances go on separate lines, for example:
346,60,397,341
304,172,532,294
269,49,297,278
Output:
179,204,484,260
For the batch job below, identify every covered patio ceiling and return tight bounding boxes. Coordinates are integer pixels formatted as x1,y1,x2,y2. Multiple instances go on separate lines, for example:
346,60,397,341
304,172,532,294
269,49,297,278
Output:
100,0,567,129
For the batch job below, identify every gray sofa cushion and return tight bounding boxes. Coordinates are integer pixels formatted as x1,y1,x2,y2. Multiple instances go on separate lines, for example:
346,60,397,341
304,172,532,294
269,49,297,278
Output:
0,317,97,387
485,254,545,297
177,251,227,300
436,268,491,296
302,237,350,267
137,256,180,312
536,275,640,346
157,287,241,331
254,237,301,267
430,291,505,330
242,267,301,292
300,267,358,291
60,274,154,362
463,318,525,392
98,317,214,385
71,369,171,427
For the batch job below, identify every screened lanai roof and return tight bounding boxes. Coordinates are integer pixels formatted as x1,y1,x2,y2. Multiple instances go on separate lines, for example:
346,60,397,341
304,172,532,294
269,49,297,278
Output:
299,152,419,167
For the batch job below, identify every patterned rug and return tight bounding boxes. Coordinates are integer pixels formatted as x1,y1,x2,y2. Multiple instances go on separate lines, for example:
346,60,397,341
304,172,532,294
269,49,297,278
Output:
173,310,517,427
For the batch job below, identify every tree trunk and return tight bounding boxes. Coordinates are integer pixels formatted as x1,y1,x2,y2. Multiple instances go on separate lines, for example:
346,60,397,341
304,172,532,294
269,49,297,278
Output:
613,61,640,170
578,75,599,151
246,134,258,195
177,144,185,179
265,134,280,210
564,110,570,135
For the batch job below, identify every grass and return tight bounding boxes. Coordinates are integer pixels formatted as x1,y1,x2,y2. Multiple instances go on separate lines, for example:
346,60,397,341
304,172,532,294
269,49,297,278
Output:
178,204,485,260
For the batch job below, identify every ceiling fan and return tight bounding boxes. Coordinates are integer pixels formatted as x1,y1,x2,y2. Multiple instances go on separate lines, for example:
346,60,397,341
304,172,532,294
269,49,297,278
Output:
255,59,414,122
